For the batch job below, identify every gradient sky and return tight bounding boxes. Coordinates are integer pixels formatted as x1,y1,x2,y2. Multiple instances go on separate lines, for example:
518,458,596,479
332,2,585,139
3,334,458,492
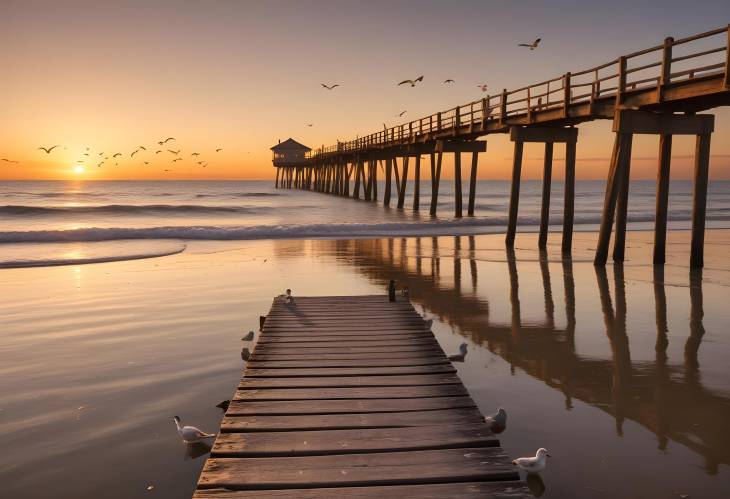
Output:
2,0,730,181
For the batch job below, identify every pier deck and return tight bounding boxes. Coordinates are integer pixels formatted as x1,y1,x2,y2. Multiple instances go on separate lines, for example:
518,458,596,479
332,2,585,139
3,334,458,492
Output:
194,295,529,498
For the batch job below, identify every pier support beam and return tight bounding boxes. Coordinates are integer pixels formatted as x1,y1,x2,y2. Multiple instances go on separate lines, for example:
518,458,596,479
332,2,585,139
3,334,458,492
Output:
384,157,393,207
454,151,463,217
467,151,479,216
413,155,421,211
397,156,410,209
507,126,578,248
429,152,442,216
594,109,714,267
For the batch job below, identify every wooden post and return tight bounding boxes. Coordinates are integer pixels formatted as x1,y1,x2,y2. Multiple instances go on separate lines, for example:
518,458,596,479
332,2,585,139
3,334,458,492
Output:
616,56,627,106
454,151,463,217
353,160,361,199
691,133,711,268
538,142,553,249
725,25,730,88
393,157,401,196
613,133,634,262
372,159,378,201
562,137,577,254
659,37,674,101
275,167,280,188
563,72,571,118
397,156,409,209
505,140,524,247
384,157,393,206
467,151,478,216
500,89,507,126
653,134,672,264
364,161,372,200
429,152,442,216
413,155,421,211
594,133,632,265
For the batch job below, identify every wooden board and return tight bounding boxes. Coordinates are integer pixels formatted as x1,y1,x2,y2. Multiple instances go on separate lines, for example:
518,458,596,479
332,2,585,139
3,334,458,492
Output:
212,424,497,457
195,295,528,498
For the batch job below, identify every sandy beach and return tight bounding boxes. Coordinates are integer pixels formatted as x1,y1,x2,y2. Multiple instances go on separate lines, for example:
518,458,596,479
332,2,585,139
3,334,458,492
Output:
1,228,728,498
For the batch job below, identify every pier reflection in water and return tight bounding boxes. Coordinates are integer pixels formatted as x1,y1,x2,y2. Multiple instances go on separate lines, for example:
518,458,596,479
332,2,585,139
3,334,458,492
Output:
311,232,730,498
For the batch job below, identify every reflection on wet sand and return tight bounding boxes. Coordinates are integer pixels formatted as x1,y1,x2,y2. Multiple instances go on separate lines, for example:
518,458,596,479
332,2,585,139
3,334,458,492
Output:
323,236,729,476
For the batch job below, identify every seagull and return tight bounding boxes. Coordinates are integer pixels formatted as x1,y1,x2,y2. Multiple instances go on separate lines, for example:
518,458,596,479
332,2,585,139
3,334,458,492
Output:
306,123,313,127
444,79,455,84
98,152,104,156
1,158,19,163
163,169,171,172
196,160,205,165
518,38,541,50
215,148,223,152
398,76,423,87
448,342,468,362
112,153,122,158
161,137,176,144
484,407,507,434
172,158,182,162
477,84,488,92
242,331,254,341
190,152,200,156
137,145,147,151
513,448,550,474
321,83,339,90
83,152,89,156
131,149,140,157
397,110,407,117
172,416,216,444
215,400,230,411
241,347,251,361
143,161,149,165
97,162,104,167
285,288,293,303
155,150,162,154
38,145,59,154
168,149,180,155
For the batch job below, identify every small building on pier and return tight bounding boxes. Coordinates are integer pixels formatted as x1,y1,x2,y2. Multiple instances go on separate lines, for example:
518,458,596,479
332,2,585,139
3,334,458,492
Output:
271,138,311,167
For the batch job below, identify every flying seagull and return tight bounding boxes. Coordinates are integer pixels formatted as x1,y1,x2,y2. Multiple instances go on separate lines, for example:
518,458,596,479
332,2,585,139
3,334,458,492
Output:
97,162,104,167
513,448,550,474
518,38,541,50
398,75,423,87
137,145,147,151
484,407,507,434
1,158,19,163
168,149,180,155
172,158,182,162
172,416,216,444
98,152,104,156
215,148,223,152
196,160,205,165
306,123,313,127
321,83,339,90
444,79,455,84
38,145,59,154
190,152,200,156
131,149,140,157
155,150,162,154
161,137,175,144
143,161,149,165
477,84,488,92
112,153,122,158
397,110,407,117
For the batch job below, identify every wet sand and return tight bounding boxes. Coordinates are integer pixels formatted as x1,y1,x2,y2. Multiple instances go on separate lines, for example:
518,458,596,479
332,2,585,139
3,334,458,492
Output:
1,229,729,498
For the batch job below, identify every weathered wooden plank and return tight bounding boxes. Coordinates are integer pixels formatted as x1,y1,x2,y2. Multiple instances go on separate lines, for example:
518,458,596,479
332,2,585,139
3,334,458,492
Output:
243,365,457,377
255,339,438,347
250,345,442,355
220,407,486,432
226,396,475,415
194,481,530,498
244,358,448,369
212,423,496,457
238,373,462,389
233,385,467,401
257,333,432,342
197,447,519,489
250,352,445,362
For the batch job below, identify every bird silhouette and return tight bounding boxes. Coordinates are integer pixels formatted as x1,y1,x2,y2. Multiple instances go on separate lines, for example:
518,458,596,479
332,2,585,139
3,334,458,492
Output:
98,152,104,156
321,83,339,90
112,153,122,158
398,76,423,87
143,161,149,165
172,158,182,162
1,158,19,163
306,123,313,127
38,145,59,154
137,145,147,151
163,169,171,172
190,152,200,156
215,148,222,152
484,407,507,434
83,152,89,156
168,149,180,155
477,84,488,92
160,137,175,144
155,150,162,154
398,110,407,117
196,160,205,165
518,38,541,50
131,149,140,157
444,79,455,84
97,162,104,167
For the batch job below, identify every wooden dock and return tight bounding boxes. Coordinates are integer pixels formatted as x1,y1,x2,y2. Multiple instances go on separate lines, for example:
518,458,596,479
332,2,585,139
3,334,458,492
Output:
194,295,529,498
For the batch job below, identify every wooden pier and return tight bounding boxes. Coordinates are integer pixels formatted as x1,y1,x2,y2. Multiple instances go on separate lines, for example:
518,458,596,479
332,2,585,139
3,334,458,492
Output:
273,25,730,268
194,295,529,498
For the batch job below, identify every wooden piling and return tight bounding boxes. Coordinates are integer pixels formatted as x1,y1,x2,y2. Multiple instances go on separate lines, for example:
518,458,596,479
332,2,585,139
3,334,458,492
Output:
691,133,711,268
397,156,409,209
467,151,478,216
454,151,463,218
384,157,393,207
413,155,421,211
429,152,442,216
653,134,672,264
538,142,553,249
505,141,524,247
562,138,576,254
612,133,633,262
595,133,631,266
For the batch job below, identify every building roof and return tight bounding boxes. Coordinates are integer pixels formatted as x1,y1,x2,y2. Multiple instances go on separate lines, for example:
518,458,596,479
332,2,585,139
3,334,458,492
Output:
270,138,311,152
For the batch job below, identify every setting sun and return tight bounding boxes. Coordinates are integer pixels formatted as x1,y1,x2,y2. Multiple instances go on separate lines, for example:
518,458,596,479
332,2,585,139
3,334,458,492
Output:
73,165,85,174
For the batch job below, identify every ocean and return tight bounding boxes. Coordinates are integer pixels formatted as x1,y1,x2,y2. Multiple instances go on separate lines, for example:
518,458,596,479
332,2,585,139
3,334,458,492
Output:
1,179,729,268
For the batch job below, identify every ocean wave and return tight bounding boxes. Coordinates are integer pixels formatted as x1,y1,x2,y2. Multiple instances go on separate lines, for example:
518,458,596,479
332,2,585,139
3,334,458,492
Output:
2,211,729,243
195,192,280,198
0,204,268,216
0,244,186,269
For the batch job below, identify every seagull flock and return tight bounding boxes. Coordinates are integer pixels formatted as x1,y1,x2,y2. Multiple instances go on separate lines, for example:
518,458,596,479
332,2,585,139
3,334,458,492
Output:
314,36,541,129
2,137,224,172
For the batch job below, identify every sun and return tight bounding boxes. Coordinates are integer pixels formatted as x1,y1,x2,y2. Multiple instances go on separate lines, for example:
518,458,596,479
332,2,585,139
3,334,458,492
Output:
73,165,86,175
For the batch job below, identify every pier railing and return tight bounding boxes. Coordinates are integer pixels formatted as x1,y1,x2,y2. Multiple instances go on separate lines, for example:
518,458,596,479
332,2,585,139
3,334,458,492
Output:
306,25,729,159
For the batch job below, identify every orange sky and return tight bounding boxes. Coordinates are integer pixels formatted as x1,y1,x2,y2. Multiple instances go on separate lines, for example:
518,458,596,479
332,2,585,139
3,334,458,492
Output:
2,0,729,181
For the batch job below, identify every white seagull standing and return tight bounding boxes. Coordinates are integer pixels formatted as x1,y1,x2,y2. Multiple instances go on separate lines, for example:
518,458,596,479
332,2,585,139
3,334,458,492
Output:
172,416,216,444
513,448,551,474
